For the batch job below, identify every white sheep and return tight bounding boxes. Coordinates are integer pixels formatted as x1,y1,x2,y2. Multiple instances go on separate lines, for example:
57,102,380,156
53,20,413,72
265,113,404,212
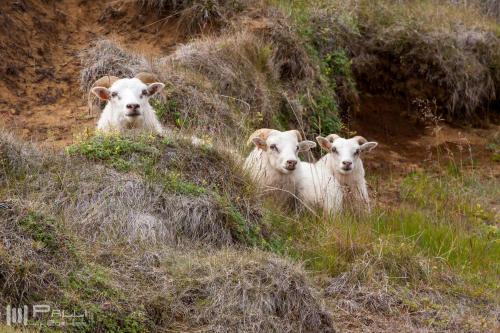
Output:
244,128,316,204
297,134,377,215
91,73,165,135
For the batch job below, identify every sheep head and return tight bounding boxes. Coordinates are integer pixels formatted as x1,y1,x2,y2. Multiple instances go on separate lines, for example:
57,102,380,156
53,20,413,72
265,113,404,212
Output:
91,74,164,121
248,129,316,174
316,134,377,175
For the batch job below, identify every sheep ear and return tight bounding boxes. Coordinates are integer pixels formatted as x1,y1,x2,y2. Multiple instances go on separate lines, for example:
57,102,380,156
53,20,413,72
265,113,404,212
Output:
92,87,110,101
360,141,378,152
147,83,165,96
316,136,332,151
299,140,316,152
251,137,267,150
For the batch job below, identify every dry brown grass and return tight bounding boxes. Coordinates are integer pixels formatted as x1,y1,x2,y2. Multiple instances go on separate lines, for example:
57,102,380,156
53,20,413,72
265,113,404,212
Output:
135,0,254,33
308,0,500,120
0,129,336,332
79,39,152,93
160,32,279,132
153,248,335,332
79,28,326,141
0,202,75,306
448,0,500,20
323,250,499,332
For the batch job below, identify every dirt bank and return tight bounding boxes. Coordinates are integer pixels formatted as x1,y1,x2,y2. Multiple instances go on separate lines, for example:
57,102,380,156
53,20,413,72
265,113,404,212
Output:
0,0,183,146
1,0,498,177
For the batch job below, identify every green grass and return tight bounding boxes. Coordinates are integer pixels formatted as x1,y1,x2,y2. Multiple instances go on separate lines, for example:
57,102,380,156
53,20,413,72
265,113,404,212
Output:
272,0,500,120
264,166,499,299
19,212,61,253
66,133,161,172
62,264,150,333
486,134,500,162
66,133,206,196
160,171,206,195
151,98,181,126
306,93,342,136
270,0,356,135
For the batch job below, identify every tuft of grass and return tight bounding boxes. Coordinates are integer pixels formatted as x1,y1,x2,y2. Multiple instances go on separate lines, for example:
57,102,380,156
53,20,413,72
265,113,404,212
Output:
486,131,500,162
79,39,150,93
306,93,342,136
151,98,178,123
447,0,500,20
159,248,335,332
282,0,500,121
262,158,499,330
19,212,61,253
66,132,160,172
135,0,252,33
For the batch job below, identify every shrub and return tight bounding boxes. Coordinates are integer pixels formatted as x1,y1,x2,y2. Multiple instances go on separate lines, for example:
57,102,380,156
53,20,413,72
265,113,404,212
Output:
135,0,252,33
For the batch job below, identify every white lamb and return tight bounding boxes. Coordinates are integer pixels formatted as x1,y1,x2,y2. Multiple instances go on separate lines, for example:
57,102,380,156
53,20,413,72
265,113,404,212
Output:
91,73,164,135
244,128,316,205
297,134,378,215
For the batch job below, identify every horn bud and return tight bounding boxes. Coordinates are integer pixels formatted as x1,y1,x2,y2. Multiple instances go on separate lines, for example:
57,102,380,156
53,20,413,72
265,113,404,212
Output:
289,130,303,141
353,136,367,145
326,134,340,143
247,128,275,146
91,75,119,89
135,72,159,84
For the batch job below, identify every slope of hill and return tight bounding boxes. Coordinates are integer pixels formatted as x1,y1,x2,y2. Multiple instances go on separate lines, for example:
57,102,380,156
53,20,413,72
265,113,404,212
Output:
0,0,499,332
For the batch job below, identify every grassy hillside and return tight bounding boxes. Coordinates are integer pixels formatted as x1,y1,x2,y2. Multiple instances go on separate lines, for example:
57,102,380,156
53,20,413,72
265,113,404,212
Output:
1,0,499,332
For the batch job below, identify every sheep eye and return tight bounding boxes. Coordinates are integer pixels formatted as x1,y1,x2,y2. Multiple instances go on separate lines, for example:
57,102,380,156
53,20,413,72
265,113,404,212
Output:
141,89,148,97
331,147,337,154
296,145,299,151
270,144,278,152
111,91,118,98
354,149,360,155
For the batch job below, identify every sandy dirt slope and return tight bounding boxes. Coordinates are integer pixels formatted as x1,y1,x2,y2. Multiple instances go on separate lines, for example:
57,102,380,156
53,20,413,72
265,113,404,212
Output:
350,95,499,208
0,1,497,181
352,96,499,173
0,0,183,146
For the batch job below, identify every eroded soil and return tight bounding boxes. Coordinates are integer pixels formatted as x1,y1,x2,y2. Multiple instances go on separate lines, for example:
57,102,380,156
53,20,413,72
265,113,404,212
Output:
0,0,184,146
0,0,498,202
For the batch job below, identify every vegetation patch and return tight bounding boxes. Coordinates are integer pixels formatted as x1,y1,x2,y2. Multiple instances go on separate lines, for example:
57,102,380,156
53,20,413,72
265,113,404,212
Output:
263,159,498,331
159,248,335,332
136,0,252,33
273,0,499,122
66,132,161,172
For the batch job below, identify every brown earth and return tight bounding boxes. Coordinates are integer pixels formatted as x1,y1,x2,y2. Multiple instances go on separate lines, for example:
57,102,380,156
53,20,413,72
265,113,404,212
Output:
352,95,499,174
0,0,498,192
349,95,499,207
0,0,184,146
0,2,499,332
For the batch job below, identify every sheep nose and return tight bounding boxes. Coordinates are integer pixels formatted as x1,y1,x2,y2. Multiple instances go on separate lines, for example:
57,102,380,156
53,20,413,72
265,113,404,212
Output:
342,161,352,167
286,160,297,170
126,103,140,110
